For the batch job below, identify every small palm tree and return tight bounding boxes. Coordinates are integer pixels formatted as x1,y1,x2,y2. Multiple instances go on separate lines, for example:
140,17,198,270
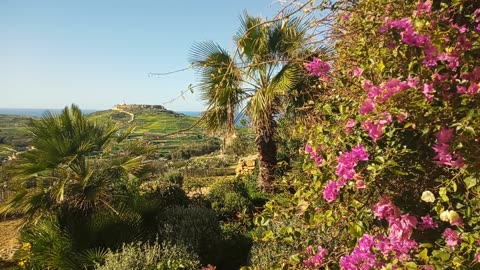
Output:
0,104,147,223
190,13,309,191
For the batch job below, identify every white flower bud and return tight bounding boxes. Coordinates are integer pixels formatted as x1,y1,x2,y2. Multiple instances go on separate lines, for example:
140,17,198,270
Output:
421,190,435,203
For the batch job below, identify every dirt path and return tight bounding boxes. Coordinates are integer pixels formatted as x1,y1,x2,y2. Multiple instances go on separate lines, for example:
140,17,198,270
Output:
111,107,135,123
0,219,21,262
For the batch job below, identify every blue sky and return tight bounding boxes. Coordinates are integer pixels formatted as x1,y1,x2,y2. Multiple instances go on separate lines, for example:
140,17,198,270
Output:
1,0,279,111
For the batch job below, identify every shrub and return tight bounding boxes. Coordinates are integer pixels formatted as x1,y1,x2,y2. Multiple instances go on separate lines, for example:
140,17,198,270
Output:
163,171,184,187
207,178,253,219
216,222,253,270
170,139,221,160
157,206,221,265
139,180,189,208
95,241,201,270
224,133,255,156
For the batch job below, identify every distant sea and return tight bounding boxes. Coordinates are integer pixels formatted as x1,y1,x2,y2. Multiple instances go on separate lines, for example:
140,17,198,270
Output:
0,108,202,118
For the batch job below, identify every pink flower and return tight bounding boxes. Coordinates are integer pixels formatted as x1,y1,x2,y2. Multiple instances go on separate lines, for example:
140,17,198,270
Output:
345,119,356,134
419,214,438,230
341,13,350,21
304,246,328,268
476,252,480,262
359,100,375,115
422,83,435,102
372,197,401,220
442,228,461,248
305,143,323,165
335,146,369,180
416,0,432,16
353,67,363,77
362,120,384,141
323,180,342,202
435,127,453,144
305,58,330,77
351,145,369,161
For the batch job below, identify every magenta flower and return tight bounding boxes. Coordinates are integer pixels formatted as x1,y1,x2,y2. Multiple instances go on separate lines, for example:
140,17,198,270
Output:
305,143,323,165
362,120,384,141
303,246,328,268
335,145,369,180
435,127,453,144
305,58,330,77
359,100,375,115
422,83,435,102
345,119,356,134
372,196,401,220
416,0,432,16
353,67,363,77
419,214,438,230
323,180,342,202
443,228,461,248
341,13,350,21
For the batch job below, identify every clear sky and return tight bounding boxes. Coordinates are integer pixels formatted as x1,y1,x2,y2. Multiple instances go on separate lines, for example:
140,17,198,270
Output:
1,0,280,111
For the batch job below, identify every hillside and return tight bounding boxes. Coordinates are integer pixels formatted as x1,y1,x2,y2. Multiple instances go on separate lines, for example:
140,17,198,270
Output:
0,105,210,160
0,115,33,161
88,104,208,157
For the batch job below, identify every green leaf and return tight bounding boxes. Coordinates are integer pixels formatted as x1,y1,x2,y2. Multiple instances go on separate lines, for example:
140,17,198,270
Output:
418,248,429,262
262,230,274,241
439,187,449,202
463,176,477,189
432,250,450,261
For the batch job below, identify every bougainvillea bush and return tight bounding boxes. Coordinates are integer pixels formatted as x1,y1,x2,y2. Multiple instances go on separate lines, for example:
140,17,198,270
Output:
249,0,480,269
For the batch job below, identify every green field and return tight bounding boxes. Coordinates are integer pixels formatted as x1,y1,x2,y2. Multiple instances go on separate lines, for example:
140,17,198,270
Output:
88,107,209,156
0,107,211,159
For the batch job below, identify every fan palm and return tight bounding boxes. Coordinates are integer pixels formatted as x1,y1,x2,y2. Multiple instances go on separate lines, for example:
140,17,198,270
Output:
190,13,308,191
0,104,147,223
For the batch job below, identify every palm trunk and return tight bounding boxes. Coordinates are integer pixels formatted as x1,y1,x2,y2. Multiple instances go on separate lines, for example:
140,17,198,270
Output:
225,105,236,146
256,122,277,193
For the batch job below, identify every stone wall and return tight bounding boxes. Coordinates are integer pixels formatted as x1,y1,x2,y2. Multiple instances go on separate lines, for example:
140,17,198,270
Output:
235,155,258,176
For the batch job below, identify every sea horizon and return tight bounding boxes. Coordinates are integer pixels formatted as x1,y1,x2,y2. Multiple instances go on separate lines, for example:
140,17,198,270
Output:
0,108,202,117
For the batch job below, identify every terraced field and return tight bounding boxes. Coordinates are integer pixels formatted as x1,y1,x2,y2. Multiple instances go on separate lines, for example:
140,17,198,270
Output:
88,107,208,156
0,106,210,159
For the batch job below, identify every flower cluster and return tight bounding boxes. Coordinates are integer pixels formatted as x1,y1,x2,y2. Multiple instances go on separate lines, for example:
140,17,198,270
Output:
361,112,392,141
323,146,369,202
432,127,464,168
305,57,330,81
303,245,328,268
360,78,415,115
442,228,461,249
305,143,322,165
341,198,419,269
335,145,369,180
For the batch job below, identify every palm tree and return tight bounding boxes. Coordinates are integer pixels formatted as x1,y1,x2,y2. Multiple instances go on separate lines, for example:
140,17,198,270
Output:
190,13,308,192
190,41,243,145
0,104,147,223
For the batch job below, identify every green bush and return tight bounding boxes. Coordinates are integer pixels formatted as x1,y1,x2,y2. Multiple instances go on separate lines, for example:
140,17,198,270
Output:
139,180,189,208
224,133,255,156
96,241,201,270
163,171,184,187
169,139,221,160
216,222,253,270
157,206,221,265
207,178,253,219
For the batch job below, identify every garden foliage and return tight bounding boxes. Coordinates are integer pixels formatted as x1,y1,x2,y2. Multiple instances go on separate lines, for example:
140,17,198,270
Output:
249,0,480,269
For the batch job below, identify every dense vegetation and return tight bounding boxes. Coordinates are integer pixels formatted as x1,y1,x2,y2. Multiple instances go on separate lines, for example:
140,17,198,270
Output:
2,0,480,269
